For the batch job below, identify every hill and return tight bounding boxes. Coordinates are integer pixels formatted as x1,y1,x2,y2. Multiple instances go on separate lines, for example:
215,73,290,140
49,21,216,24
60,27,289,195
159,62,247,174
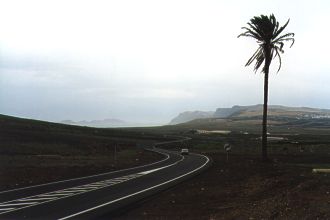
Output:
60,118,128,128
169,105,330,125
0,114,166,191
169,111,214,125
222,104,330,118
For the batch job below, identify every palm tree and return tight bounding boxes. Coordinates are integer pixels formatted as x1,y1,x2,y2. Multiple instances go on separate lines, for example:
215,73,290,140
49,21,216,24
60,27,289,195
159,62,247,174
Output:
238,14,294,161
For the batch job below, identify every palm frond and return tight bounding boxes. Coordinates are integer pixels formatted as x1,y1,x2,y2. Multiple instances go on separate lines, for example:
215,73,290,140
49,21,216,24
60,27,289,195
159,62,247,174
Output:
273,47,282,72
245,46,263,67
275,37,295,48
254,52,264,72
239,34,262,40
247,23,263,39
238,27,262,40
273,19,290,39
275,42,284,51
239,14,294,74
274,32,295,41
272,17,280,36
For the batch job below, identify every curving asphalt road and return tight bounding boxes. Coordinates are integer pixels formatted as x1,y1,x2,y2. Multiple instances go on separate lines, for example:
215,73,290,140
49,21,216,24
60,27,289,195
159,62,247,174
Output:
0,140,211,219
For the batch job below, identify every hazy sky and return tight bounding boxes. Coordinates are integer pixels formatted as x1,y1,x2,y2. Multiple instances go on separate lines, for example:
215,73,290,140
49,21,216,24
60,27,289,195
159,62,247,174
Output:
1,0,330,124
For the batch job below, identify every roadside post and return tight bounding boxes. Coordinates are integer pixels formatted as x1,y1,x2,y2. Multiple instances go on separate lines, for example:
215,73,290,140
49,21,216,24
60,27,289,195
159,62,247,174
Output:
224,143,231,162
114,143,117,167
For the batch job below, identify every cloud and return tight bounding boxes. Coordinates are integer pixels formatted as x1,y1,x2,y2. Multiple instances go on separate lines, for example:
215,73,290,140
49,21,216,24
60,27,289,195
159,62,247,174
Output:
1,0,330,123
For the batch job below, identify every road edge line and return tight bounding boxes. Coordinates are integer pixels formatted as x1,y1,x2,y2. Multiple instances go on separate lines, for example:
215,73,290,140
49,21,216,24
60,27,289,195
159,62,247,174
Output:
58,153,210,220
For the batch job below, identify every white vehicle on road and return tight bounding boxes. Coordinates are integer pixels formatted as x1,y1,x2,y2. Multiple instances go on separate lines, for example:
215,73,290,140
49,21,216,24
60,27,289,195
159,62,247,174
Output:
181,148,189,155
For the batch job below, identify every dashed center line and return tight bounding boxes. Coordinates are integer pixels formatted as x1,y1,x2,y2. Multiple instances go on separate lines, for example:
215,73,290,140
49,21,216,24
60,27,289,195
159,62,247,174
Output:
0,173,145,215
17,198,55,202
0,150,184,217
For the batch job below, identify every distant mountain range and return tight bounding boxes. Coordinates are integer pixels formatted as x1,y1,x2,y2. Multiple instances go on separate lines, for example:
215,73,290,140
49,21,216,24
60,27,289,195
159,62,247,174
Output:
60,118,129,128
60,105,330,127
60,118,162,128
169,105,330,125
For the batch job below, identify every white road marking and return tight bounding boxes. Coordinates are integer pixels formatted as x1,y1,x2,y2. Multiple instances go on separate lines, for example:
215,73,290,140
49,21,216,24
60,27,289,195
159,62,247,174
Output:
0,202,37,206
84,183,103,185
139,157,184,175
139,167,164,175
0,150,177,216
17,198,55,202
41,193,74,197
59,154,210,220
0,208,15,211
68,187,90,190
61,188,89,192
0,139,192,217
68,187,98,190
103,182,119,185
36,194,64,198
114,178,128,181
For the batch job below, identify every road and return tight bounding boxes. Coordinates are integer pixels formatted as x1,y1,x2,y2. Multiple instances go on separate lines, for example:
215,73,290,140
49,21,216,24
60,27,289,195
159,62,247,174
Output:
0,141,210,219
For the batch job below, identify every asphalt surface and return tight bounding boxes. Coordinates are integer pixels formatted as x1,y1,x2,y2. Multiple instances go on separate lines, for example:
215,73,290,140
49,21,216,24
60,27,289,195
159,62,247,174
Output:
0,141,210,219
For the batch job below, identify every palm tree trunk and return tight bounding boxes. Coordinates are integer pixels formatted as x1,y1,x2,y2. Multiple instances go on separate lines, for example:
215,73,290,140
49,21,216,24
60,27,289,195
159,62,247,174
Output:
262,70,269,161
262,45,271,161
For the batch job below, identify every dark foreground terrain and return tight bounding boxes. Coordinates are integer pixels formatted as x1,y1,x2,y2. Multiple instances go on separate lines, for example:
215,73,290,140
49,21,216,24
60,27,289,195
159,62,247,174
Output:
2,113,330,219
0,114,165,191
112,153,330,220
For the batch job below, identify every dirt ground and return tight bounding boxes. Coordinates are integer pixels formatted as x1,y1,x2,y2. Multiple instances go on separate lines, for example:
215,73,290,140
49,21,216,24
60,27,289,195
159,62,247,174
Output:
112,153,330,220
0,150,163,191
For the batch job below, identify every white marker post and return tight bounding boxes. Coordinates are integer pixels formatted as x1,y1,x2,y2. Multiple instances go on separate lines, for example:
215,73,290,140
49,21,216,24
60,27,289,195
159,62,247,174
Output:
224,143,231,162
